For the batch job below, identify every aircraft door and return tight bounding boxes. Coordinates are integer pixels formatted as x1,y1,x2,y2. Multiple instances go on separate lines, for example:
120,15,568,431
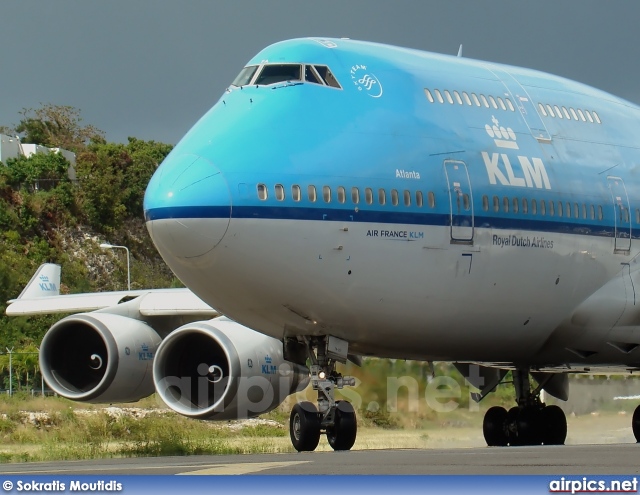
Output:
490,67,551,143
444,160,474,243
607,176,632,253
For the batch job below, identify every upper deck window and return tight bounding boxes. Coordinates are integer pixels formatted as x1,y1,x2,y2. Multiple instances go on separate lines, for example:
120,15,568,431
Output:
231,66,259,87
255,64,302,86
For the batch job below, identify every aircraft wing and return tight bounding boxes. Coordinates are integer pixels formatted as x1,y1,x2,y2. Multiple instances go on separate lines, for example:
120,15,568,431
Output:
5,264,218,317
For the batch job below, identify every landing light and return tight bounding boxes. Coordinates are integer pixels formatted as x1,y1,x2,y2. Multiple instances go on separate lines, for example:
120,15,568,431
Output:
318,371,326,379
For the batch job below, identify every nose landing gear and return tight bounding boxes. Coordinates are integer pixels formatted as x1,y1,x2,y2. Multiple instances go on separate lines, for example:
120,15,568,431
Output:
288,336,357,452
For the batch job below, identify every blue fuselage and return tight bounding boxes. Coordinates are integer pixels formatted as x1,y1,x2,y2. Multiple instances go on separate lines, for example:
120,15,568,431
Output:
143,38,640,367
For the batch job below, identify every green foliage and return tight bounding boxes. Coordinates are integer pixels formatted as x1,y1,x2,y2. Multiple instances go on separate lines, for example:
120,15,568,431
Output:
77,137,172,231
0,105,175,350
14,105,104,152
3,152,70,189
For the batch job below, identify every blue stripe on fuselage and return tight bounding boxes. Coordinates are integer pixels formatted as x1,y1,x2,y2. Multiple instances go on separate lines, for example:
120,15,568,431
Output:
145,205,620,239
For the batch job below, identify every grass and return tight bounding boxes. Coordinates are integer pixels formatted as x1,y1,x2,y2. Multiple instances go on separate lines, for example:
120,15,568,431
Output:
1,374,639,463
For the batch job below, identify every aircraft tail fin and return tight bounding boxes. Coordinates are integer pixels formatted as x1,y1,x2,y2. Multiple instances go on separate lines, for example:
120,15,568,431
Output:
16,263,61,299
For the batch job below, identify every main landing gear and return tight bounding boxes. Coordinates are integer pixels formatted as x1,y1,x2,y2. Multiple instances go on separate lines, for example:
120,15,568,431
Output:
482,368,567,446
289,336,357,452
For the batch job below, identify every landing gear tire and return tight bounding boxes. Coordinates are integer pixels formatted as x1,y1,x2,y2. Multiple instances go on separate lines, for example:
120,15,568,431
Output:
326,401,357,451
483,406,508,446
515,406,542,446
541,405,567,445
290,402,321,452
632,405,640,443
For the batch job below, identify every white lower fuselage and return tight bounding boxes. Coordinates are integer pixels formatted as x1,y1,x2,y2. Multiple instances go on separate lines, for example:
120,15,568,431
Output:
149,216,634,367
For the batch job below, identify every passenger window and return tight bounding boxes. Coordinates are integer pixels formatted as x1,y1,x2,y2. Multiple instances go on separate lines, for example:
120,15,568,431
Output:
462,92,472,105
471,93,481,106
391,189,399,206
577,109,586,121
503,196,509,213
636,209,640,224
541,199,546,216
351,187,360,204
590,204,595,220
404,190,411,206
538,103,547,116
497,97,506,110
489,96,498,109
257,183,268,200
453,91,463,104
493,195,499,212
505,98,515,111
585,110,594,123
482,195,489,212
573,203,578,218
337,186,346,204
255,64,301,85
598,205,603,220
531,199,537,215
428,191,435,208
305,65,322,84
512,197,519,214
416,191,424,207
323,185,331,203
434,89,444,103
378,188,386,205
480,94,489,108
275,184,285,201
593,111,602,124
424,89,434,103
314,66,341,88
308,185,317,202
623,207,630,223
463,194,470,211
546,104,555,117
581,204,587,219
570,108,579,120
557,202,563,217
365,188,373,205
292,185,301,201
562,107,571,120
554,106,563,119
522,198,528,214
444,90,454,104
549,201,555,216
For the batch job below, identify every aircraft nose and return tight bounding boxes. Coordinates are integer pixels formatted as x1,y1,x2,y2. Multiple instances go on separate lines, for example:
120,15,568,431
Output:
144,154,231,259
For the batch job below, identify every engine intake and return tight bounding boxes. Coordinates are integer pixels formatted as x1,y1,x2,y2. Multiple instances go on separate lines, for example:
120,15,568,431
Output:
40,313,161,403
153,317,309,420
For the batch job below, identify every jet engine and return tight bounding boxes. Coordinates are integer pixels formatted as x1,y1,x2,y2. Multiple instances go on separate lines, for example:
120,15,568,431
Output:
40,313,161,403
153,317,309,420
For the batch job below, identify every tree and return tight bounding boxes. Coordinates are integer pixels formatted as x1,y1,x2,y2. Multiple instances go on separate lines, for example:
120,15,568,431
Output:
15,104,104,152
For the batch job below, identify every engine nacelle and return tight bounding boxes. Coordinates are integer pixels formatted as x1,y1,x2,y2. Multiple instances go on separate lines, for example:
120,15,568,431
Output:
40,313,161,403
153,317,309,420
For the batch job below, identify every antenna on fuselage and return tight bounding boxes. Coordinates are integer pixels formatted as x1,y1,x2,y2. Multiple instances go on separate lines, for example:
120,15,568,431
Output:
457,44,463,57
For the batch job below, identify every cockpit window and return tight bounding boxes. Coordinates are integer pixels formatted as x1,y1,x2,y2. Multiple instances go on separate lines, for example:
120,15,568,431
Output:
255,64,301,85
231,65,258,87
305,65,322,84
314,65,341,88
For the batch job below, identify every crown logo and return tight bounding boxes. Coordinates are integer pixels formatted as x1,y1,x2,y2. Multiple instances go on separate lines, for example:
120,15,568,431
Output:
485,116,519,150
39,275,49,282
265,355,272,364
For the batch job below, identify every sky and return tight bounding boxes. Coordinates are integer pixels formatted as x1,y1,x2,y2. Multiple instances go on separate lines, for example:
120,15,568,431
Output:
1,0,639,145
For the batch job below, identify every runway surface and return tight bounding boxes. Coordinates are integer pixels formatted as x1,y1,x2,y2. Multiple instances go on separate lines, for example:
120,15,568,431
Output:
0,444,638,475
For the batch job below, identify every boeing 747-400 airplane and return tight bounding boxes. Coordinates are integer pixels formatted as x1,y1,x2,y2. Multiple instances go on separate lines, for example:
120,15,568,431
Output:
8,38,640,451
